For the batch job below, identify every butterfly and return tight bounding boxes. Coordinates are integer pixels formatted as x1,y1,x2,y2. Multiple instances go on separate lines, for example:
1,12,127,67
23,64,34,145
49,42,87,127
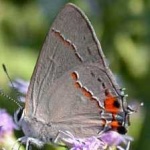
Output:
13,3,133,150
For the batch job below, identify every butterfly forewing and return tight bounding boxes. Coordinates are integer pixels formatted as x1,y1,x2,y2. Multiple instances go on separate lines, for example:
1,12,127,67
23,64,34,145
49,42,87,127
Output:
24,3,122,137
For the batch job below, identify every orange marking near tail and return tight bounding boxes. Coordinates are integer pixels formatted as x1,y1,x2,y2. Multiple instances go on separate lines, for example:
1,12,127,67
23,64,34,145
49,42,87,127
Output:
110,120,120,128
104,90,120,114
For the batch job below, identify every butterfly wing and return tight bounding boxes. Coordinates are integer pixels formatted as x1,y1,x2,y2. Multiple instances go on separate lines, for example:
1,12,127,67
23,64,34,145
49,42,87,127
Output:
25,3,121,137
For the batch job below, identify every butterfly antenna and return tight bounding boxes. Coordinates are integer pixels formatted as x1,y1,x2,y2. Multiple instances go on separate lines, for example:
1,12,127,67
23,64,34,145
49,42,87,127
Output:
127,102,144,114
2,64,22,104
0,88,22,109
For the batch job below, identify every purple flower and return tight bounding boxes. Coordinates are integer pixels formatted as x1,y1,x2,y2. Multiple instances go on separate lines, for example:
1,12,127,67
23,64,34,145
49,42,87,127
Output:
99,131,133,147
61,131,133,150
10,78,29,102
0,109,16,141
12,79,29,94
62,136,106,150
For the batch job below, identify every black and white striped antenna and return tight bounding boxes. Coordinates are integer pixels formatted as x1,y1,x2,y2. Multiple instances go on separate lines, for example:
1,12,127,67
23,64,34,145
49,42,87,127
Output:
1,64,22,109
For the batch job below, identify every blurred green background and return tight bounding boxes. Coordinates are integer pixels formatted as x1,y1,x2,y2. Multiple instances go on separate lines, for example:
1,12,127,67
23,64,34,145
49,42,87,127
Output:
0,0,149,149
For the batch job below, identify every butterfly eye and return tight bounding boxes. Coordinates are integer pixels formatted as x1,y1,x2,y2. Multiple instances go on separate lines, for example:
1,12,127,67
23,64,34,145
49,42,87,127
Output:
14,107,24,127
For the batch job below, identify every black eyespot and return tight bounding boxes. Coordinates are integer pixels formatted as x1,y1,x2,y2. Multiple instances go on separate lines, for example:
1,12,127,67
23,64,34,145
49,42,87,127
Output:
117,126,127,134
113,100,120,108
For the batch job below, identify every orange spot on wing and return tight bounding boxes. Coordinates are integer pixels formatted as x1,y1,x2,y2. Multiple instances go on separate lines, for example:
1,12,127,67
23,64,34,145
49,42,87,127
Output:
63,40,72,48
70,72,100,109
100,118,107,127
71,72,78,80
74,82,81,88
104,90,120,114
52,29,74,50
110,120,120,128
81,87,93,99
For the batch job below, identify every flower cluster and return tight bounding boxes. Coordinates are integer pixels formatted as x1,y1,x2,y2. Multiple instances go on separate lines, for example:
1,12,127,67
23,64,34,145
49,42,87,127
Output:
10,78,29,102
0,109,16,141
61,131,133,150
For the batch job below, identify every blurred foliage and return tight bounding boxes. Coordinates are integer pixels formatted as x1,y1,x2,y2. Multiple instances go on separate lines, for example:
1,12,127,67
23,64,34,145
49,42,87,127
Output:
0,0,149,149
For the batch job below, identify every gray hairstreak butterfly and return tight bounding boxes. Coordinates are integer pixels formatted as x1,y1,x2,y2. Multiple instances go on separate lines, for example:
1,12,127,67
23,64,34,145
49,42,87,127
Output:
13,3,134,150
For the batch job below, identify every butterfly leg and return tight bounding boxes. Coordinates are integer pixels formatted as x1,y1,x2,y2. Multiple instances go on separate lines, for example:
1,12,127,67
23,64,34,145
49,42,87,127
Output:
54,130,75,143
116,141,130,150
25,137,44,150
116,146,125,150
12,136,44,150
125,141,130,150
12,136,26,150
